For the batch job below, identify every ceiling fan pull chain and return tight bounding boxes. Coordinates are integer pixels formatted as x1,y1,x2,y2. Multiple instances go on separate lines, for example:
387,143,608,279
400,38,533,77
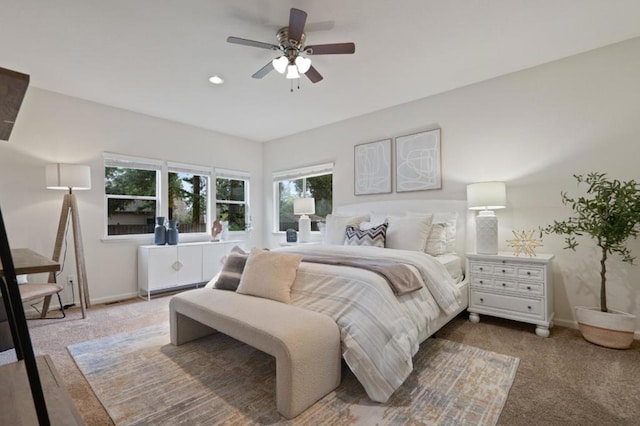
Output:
290,79,294,93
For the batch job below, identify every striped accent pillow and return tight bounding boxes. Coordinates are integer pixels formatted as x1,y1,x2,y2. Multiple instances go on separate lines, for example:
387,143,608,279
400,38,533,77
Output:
344,221,388,248
214,246,248,291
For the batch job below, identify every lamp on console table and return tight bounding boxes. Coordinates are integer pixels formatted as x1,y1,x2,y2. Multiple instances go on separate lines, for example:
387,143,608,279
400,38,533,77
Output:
293,197,315,243
46,163,91,318
467,181,506,255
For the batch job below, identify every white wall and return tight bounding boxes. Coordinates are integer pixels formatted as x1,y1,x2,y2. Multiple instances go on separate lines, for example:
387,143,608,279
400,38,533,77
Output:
0,88,263,304
263,37,640,332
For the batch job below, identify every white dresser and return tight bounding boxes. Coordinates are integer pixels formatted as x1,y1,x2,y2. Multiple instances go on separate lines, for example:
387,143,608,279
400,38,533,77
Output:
467,252,555,337
138,241,245,299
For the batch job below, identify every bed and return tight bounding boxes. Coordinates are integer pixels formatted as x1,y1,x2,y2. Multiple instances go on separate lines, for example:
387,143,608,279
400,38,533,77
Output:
175,199,469,417
274,199,469,402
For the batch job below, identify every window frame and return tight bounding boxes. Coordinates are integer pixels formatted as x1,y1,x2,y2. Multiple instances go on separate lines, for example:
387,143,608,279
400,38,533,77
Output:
104,153,163,239
103,153,224,240
214,168,251,233
272,162,334,233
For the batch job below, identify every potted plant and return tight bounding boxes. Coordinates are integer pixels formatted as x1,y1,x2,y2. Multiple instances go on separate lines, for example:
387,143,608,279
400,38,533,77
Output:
541,172,640,349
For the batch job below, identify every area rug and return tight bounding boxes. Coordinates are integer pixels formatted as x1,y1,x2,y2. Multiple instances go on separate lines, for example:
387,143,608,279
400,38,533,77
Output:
68,324,519,425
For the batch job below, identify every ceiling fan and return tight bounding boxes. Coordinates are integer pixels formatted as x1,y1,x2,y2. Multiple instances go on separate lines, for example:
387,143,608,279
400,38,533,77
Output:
227,8,355,84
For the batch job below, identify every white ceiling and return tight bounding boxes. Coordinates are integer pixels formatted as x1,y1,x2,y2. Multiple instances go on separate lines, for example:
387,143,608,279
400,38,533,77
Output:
2,1,640,142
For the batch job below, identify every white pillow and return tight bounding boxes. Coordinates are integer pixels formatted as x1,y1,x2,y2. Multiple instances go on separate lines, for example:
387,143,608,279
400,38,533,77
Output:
323,214,369,244
236,248,303,303
432,212,458,253
385,214,433,251
425,223,448,256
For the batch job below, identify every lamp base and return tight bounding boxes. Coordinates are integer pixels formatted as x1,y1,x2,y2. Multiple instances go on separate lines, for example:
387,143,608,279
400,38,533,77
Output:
298,215,311,243
476,210,498,255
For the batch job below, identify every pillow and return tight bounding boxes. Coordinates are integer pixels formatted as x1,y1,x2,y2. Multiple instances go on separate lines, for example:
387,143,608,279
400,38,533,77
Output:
214,246,248,291
323,214,369,244
236,248,303,303
425,223,448,256
385,214,433,251
432,212,458,253
344,221,388,248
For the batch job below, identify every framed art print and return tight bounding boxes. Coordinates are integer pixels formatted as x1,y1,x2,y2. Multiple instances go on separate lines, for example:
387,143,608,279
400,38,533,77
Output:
354,138,392,195
395,128,441,192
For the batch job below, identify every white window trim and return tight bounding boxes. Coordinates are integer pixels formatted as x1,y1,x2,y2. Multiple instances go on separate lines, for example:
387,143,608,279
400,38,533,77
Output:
103,152,215,239
214,168,251,233
272,162,334,233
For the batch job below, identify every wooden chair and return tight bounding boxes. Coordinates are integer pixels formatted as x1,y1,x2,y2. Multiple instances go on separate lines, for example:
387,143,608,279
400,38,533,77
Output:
19,280,64,319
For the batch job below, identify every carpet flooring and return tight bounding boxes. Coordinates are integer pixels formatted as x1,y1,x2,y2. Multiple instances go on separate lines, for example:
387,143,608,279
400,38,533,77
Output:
68,324,519,425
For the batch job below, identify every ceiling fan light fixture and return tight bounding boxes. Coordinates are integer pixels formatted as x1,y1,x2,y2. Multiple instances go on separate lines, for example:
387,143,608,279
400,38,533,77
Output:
295,56,311,73
272,56,288,74
286,64,300,79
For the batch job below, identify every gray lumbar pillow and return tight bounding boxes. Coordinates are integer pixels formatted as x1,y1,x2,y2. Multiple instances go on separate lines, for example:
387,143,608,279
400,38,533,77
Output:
213,246,248,291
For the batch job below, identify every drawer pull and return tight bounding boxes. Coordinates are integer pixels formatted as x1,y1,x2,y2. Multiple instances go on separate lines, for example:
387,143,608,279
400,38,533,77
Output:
480,298,484,302
527,271,531,275
479,267,483,271
501,269,506,273
479,280,483,284
527,306,532,310
527,286,531,290
501,283,506,287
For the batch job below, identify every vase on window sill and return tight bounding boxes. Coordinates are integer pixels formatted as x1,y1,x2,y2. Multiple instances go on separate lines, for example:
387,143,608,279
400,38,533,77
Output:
154,217,166,245
167,219,179,245
220,221,229,241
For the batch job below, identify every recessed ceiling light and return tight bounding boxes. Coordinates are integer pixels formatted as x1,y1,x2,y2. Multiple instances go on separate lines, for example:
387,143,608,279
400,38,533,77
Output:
208,75,224,85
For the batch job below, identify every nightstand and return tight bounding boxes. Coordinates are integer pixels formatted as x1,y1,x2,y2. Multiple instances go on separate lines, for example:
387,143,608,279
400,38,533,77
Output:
467,252,555,337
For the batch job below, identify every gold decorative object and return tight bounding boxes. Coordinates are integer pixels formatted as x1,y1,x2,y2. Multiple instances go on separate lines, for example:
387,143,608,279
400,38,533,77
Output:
506,229,543,257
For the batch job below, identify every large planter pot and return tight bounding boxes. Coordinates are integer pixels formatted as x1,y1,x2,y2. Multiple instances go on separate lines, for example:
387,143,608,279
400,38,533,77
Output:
574,306,636,349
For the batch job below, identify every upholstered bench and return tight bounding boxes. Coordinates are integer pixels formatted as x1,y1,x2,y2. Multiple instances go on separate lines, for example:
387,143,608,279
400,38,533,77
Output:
169,288,342,419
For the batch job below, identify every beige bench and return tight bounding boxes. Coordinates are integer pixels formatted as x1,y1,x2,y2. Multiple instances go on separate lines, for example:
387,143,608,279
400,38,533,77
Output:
169,288,342,419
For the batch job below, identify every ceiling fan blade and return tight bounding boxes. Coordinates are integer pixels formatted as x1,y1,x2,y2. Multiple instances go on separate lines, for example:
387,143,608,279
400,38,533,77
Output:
305,42,355,55
288,8,307,43
227,36,279,51
305,65,323,83
252,61,274,79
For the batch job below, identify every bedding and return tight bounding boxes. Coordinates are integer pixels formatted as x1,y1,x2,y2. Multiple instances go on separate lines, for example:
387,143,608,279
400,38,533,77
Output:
275,244,461,402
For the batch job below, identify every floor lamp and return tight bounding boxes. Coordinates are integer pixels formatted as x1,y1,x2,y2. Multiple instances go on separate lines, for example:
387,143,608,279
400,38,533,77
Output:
46,163,91,318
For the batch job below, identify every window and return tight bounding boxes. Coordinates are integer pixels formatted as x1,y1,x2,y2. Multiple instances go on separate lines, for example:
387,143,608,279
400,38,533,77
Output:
273,163,333,232
168,162,211,234
105,154,162,236
215,168,250,231
104,154,220,238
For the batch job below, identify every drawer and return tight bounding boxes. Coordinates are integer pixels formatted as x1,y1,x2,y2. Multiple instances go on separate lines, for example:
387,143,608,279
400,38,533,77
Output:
517,266,544,281
492,264,517,277
470,290,543,319
470,276,494,287
469,262,493,275
517,281,544,295
492,279,517,291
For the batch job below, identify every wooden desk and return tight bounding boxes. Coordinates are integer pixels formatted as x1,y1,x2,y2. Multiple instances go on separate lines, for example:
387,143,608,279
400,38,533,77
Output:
0,248,60,276
1,248,82,424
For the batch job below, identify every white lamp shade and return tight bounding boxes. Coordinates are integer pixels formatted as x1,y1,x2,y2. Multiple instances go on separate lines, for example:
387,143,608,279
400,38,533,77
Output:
286,64,300,79
293,197,315,215
272,56,288,74
46,163,91,190
467,182,506,210
295,56,311,73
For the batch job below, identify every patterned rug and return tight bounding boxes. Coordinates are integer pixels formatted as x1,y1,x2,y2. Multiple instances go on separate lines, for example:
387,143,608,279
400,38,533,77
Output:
68,324,519,425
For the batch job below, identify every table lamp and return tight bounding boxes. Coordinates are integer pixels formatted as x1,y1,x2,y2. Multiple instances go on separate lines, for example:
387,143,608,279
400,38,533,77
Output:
467,181,506,255
46,163,91,317
293,197,315,243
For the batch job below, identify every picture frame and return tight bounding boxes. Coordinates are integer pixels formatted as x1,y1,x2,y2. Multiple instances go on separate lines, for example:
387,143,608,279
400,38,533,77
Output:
395,128,441,192
354,138,392,195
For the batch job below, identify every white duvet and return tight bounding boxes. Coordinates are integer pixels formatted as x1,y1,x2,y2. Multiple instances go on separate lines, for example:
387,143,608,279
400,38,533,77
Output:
275,244,461,402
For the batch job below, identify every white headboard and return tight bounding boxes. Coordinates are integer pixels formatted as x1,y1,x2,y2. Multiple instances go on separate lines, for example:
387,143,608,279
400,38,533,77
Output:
333,199,469,258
